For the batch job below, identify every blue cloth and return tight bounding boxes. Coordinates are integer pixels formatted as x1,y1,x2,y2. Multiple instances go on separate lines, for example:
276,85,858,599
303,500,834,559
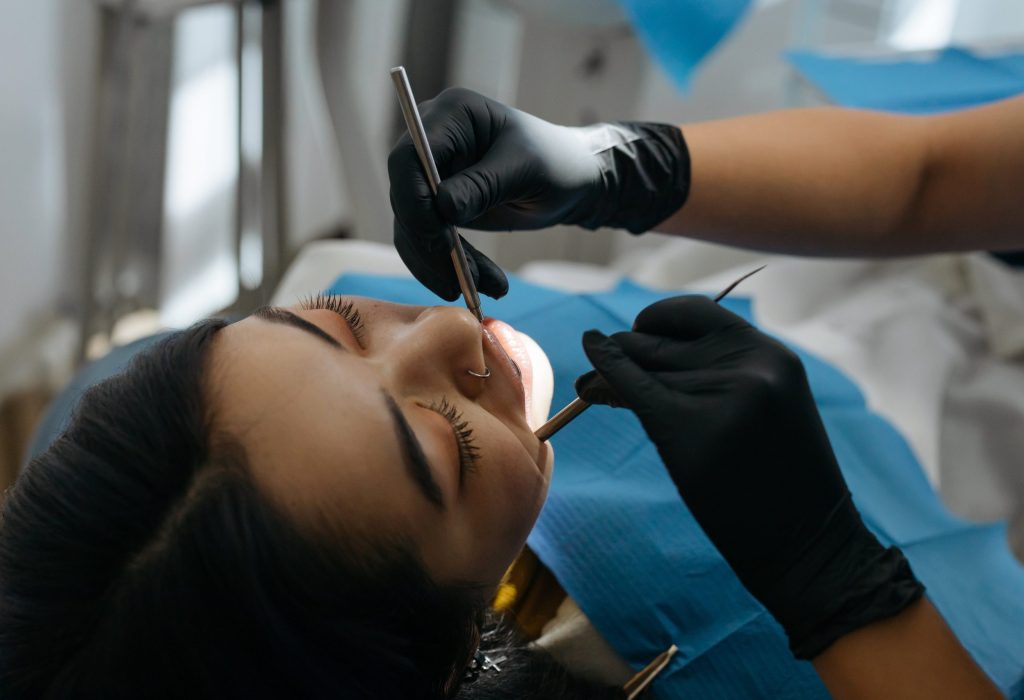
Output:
617,0,752,91
328,273,1024,698
786,47,1024,114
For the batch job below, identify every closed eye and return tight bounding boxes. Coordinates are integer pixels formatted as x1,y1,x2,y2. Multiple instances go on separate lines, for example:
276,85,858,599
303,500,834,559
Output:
425,396,480,486
299,293,367,346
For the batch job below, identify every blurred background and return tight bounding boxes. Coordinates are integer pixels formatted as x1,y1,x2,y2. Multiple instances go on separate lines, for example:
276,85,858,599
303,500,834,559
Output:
2,0,1024,486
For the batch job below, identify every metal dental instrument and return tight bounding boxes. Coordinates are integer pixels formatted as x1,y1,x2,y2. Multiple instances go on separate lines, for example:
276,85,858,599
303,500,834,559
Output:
533,396,589,442
390,66,484,323
623,644,678,699
534,265,768,442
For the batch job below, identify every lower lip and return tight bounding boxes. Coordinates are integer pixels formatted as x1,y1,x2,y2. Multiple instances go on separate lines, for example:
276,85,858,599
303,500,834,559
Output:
482,318,533,413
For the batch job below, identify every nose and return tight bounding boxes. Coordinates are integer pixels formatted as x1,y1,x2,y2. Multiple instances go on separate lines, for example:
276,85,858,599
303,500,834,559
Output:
380,306,487,399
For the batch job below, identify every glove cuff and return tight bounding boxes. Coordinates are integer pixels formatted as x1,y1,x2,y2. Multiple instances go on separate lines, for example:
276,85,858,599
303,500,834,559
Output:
789,545,924,659
570,122,691,234
758,495,925,660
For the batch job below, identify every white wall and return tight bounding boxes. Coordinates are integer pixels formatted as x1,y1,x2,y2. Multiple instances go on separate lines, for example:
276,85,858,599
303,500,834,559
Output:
0,0,97,385
160,4,239,326
0,0,62,353
888,0,1024,50
303,0,409,245
161,0,409,325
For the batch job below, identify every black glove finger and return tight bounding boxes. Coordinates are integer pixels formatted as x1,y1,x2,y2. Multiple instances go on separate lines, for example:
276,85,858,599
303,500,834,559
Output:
435,140,539,229
417,87,496,177
581,330,684,428
393,214,509,302
406,88,545,233
459,237,509,299
388,150,454,259
393,218,461,301
632,295,751,338
574,370,625,408
607,330,731,373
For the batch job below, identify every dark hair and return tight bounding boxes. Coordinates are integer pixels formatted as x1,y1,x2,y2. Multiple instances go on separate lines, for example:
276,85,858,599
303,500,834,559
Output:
0,321,622,699
458,616,625,700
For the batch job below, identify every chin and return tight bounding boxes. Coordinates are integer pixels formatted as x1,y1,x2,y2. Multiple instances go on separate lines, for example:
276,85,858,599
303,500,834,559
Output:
517,331,554,431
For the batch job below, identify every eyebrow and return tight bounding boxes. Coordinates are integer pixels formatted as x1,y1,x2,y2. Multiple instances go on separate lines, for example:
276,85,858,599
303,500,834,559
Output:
383,391,446,510
251,305,445,510
253,306,344,350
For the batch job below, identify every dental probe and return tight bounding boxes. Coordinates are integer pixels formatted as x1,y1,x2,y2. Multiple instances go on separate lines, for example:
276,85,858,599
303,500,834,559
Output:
534,265,767,442
390,66,484,323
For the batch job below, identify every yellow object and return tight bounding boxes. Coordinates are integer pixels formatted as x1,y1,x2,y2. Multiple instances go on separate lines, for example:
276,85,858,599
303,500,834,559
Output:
493,548,567,639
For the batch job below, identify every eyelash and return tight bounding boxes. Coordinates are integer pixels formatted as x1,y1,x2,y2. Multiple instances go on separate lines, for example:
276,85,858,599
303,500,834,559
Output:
299,292,366,344
429,396,480,481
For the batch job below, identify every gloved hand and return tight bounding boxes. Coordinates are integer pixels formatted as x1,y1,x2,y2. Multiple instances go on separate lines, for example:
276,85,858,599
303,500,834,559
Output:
387,87,691,301
576,296,924,659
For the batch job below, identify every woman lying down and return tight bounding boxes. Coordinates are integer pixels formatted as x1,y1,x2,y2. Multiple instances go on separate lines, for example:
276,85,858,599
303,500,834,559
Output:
0,288,1006,698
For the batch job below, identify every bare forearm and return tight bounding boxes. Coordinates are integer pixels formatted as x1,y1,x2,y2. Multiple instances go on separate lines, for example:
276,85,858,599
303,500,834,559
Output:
659,96,1024,256
812,598,1003,699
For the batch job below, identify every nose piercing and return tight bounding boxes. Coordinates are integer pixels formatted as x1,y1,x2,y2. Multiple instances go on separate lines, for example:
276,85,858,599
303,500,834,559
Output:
467,367,491,379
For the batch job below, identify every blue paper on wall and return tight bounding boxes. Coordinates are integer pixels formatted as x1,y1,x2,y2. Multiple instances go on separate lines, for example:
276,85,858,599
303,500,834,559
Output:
327,273,1024,698
787,47,1024,114
617,0,752,90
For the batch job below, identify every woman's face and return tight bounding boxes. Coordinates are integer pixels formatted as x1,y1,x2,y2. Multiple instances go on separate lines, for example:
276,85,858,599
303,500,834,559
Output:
207,296,554,588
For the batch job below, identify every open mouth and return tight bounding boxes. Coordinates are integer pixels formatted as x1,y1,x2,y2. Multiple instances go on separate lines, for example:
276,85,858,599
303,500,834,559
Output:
483,318,531,410
483,318,552,430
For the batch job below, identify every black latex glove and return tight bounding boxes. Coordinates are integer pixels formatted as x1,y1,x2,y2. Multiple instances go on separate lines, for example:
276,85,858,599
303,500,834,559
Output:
576,296,924,659
387,87,690,301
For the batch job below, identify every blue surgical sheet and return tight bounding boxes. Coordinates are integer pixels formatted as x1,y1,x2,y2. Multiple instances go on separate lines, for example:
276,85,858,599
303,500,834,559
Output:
787,47,1024,114
327,273,1024,698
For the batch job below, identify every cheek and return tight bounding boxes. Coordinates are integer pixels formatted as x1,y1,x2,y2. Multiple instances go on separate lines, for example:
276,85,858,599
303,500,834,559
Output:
466,423,547,543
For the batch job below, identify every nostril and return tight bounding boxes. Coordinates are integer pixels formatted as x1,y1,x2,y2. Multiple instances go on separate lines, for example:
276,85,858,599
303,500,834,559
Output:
412,306,491,385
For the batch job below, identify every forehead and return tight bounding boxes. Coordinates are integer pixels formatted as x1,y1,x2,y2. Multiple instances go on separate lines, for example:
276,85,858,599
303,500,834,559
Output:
205,315,427,536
